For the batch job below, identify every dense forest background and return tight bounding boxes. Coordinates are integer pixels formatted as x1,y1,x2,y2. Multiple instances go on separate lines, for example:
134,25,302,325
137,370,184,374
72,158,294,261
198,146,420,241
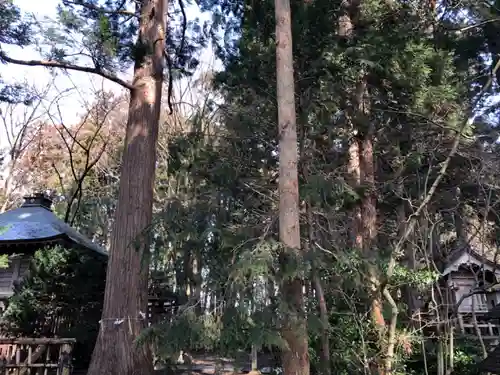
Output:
2,0,500,374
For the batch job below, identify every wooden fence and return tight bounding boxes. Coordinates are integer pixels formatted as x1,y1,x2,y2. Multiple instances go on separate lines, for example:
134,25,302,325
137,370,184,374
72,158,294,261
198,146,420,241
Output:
0,338,75,375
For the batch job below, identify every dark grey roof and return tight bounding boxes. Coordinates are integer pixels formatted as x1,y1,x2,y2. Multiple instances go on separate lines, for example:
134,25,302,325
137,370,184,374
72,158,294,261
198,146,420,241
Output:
0,205,107,256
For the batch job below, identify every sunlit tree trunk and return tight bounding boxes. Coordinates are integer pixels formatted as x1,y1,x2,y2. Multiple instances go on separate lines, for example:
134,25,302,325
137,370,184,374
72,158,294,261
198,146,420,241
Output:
275,0,309,373
86,1,166,374
347,138,363,249
340,4,385,372
360,128,386,375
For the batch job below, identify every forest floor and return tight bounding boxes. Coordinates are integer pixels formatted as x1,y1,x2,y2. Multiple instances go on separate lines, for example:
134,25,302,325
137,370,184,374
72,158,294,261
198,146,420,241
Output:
71,352,279,375
154,352,280,375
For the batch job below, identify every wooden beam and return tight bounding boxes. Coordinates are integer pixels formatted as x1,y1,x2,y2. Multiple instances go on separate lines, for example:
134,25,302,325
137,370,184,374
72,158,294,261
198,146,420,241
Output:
0,338,75,345
19,345,47,375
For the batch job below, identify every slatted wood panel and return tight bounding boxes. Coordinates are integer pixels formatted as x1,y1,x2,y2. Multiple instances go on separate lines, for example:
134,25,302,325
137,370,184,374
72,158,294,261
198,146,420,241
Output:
460,322,500,338
0,338,75,375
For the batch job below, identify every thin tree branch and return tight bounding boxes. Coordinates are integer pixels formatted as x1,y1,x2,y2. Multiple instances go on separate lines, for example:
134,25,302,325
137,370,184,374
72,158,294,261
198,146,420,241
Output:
448,18,500,33
63,0,136,16
0,51,134,90
51,162,67,199
451,281,500,317
386,57,500,279
383,287,398,373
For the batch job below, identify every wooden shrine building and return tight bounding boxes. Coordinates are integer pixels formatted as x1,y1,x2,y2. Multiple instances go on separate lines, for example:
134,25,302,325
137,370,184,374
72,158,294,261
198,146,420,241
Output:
0,193,108,307
0,193,178,319
0,193,108,373
0,193,178,373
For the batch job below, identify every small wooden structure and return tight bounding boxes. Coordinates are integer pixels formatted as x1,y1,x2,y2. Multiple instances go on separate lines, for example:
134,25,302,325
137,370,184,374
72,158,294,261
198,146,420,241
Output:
0,338,74,375
439,245,500,340
0,193,107,309
0,193,108,372
0,193,180,372
407,238,500,373
0,193,179,323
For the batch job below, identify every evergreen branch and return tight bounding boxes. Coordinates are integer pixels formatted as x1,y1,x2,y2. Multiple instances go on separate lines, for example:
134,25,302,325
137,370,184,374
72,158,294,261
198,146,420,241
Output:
0,51,134,90
63,0,136,17
386,57,500,280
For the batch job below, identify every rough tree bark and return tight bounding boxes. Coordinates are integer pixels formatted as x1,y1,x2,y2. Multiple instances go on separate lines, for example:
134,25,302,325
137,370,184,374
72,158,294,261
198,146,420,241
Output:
360,126,386,375
305,196,330,375
340,0,363,253
354,75,383,342
312,274,330,375
86,1,166,374
340,3,386,373
347,78,385,375
347,138,363,248
274,0,309,373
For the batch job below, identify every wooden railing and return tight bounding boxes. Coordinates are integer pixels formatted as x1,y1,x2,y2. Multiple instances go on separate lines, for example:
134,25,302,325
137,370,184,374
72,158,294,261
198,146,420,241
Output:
460,323,500,338
0,338,75,375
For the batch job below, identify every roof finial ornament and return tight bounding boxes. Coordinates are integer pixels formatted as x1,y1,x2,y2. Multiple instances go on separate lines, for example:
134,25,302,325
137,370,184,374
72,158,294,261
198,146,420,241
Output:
21,192,53,211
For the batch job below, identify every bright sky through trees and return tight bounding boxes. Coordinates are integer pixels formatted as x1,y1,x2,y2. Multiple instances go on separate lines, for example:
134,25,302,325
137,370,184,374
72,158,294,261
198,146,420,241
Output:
0,0,219,149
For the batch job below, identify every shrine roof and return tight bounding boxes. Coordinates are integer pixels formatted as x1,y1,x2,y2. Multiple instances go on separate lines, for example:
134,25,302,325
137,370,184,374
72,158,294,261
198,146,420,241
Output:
0,194,107,257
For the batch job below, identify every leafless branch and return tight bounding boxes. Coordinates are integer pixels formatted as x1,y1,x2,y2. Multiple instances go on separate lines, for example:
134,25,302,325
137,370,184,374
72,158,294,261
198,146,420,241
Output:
41,88,121,224
387,57,500,280
0,51,134,90
63,0,136,16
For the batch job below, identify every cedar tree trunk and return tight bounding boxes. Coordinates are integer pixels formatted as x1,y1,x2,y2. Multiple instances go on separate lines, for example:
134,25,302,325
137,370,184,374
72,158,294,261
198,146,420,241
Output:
275,0,309,374
86,1,166,374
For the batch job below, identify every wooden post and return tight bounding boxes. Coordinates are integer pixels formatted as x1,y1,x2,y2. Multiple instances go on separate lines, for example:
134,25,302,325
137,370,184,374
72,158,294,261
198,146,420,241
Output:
57,343,73,375
251,344,258,371
437,339,444,375
0,354,6,375
15,346,20,375
28,345,32,375
43,345,50,375
449,327,454,373
457,314,465,333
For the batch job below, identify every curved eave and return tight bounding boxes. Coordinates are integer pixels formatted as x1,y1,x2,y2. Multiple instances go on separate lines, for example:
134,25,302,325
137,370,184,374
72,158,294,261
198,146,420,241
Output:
0,234,108,259
0,205,108,258
60,233,108,258
442,248,500,277
0,235,64,251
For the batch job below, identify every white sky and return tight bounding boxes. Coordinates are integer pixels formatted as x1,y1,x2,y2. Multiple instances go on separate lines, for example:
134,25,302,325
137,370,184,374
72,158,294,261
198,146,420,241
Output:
2,0,124,121
0,0,219,151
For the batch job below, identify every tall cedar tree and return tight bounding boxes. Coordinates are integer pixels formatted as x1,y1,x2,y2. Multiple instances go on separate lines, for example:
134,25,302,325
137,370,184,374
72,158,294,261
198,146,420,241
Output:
87,1,166,374
275,0,310,374
0,1,167,374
